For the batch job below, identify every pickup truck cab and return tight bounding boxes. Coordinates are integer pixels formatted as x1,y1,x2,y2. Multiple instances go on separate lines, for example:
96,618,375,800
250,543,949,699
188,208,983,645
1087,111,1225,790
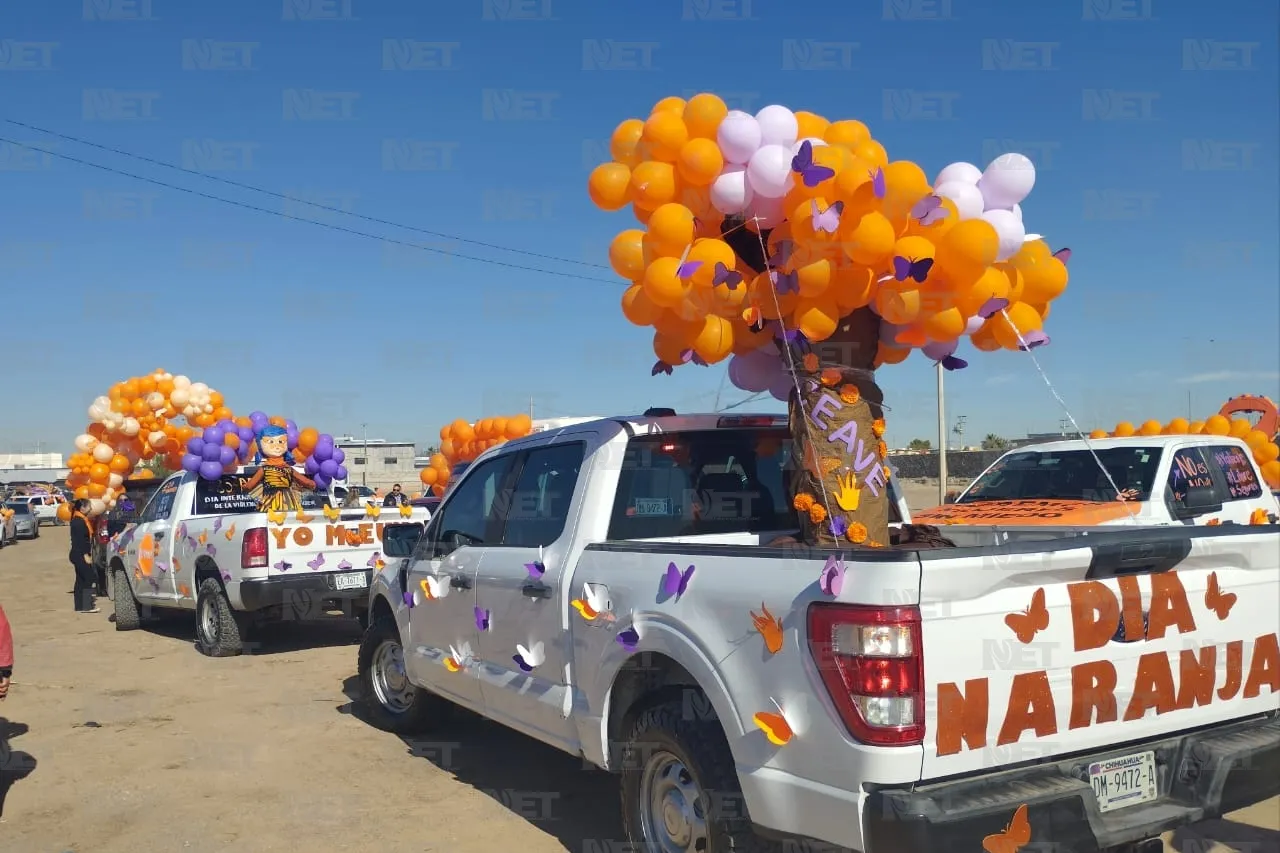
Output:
109,467,429,656
915,435,1280,527
357,413,1280,853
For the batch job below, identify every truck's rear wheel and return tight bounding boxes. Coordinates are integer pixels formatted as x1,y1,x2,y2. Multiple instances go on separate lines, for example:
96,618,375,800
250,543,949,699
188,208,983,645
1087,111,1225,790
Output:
620,698,770,853
112,568,141,631
195,578,244,657
358,615,445,734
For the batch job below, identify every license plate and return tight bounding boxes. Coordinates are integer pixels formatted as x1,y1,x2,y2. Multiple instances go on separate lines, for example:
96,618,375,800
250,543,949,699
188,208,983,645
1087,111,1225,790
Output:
1088,751,1157,813
334,572,368,591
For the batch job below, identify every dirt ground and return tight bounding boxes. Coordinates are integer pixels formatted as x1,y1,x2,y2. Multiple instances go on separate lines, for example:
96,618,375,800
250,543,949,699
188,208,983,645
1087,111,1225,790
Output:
1,530,1276,853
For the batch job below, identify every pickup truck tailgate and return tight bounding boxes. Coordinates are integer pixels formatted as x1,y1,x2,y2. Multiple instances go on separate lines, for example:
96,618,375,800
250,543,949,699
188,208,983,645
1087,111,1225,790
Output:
918,527,1280,780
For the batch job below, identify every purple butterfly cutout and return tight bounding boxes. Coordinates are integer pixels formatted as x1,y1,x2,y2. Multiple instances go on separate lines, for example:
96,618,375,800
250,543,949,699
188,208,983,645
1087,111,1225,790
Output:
651,360,674,376
1052,247,1071,264
512,653,535,673
337,559,352,570
910,194,949,226
1018,331,1051,351
819,556,845,596
662,562,695,599
892,255,934,283
307,553,325,571
146,576,160,590
474,607,490,631
768,239,795,269
791,140,835,188
941,354,969,371
367,552,382,568
676,260,703,280
871,168,886,199
220,569,231,582
212,517,223,533
402,590,415,608
770,268,799,295
977,297,1009,319
274,560,291,572
205,543,216,555
829,516,848,539
680,348,708,367
120,498,135,513
525,560,545,579
155,561,168,574
713,261,743,290
616,628,640,652
811,199,843,234
175,522,186,540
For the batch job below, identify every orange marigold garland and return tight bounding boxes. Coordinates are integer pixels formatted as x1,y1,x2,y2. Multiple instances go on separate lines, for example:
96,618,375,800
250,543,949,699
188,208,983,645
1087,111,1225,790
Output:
871,419,886,438
793,493,815,512
846,522,868,544
877,440,888,459
802,353,819,372
820,367,842,387
839,384,860,404
809,503,828,524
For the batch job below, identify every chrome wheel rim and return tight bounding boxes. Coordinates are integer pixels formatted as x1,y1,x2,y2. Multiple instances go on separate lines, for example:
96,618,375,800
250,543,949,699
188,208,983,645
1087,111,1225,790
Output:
638,750,709,853
371,639,414,714
198,595,217,646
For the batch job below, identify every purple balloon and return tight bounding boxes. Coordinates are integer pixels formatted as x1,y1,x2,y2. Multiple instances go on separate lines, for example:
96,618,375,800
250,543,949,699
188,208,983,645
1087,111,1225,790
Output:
922,340,957,361
201,443,222,462
285,419,297,432
249,410,269,430
319,459,339,477
304,456,320,475
219,446,236,466
198,460,224,481
181,453,202,472
237,426,255,444
286,428,299,450
186,437,205,455
203,427,225,446
313,434,334,461
332,447,345,465
334,464,348,481
768,374,795,402
314,474,331,490
217,419,236,432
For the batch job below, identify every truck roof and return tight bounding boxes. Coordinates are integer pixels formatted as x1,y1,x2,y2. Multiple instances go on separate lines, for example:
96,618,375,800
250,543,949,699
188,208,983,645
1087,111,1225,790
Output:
1005,434,1248,453
526,412,789,437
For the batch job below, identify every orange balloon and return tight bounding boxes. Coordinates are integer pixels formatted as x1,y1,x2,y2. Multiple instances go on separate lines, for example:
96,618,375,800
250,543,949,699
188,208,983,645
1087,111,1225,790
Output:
1204,414,1231,436
691,314,734,363
923,307,966,341
824,120,870,148
646,203,697,255
1245,429,1271,450
652,329,687,365
750,272,799,319
1114,421,1136,437
794,111,829,141
439,439,456,458
793,294,841,342
682,93,727,139
851,138,888,167
936,219,999,284
1229,417,1253,438
1088,429,1108,439
589,162,633,211
875,344,910,365
643,256,691,308
1261,460,1280,488
676,137,724,187
108,453,131,474
642,111,688,162
630,161,678,209
297,427,319,454
609,228,649,280
269,416,287,427
1137,420,1162,436
991,302,1043,350
955,266,1012,316
1166,418,1191,435
831,264,875,312
650,96,686,115
621,283,662,326
841,211,896,265
507,413,532,437
89,463,110,483
684,238,738,289
880,160,931,220
610,118,647,168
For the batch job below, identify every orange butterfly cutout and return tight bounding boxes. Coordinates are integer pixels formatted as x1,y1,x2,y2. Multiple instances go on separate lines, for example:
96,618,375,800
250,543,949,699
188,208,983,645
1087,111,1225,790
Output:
1005,588,1049,644
752,710,793,746
197,530,208,545
224,522,236,540
982,803,1031,853
177,583,190,598
344,529,363,546
750,604,784,655
1205,571,1237,621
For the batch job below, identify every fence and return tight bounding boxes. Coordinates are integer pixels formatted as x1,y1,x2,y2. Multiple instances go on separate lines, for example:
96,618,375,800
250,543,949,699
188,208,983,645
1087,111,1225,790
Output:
890,450,1004,480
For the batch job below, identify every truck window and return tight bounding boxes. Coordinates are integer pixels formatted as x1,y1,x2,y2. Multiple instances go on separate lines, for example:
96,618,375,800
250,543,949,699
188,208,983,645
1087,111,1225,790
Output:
139,477,181,522
607,429,792,539
958,446,1161,503
420,454,517,557
1166,447,1223,506
1206,444,1264,501
192,468,330,514
500,442,585,548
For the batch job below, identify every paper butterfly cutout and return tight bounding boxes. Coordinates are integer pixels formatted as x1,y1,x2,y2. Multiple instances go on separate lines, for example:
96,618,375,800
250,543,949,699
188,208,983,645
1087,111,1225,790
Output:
819,555,845,597
175,522,187,541
402,590,415,608
662,562,695,600
680,348,708,367
750,604,784,655
790,140,835,187
365,503,380,519
940,354,968,371
977,297,1009,319
205,543,217,556
224,522,236,540
811,199,843,234
616,627,640,652
296,511,314,523
154,561,168,574
198,531,208,545
307,553,325,571
421,576,449,600
571,584,610,621
399,503,414,518
1052,247,1071,265
474,606,491,631
712,261,743,290
768,239,794,269
337,559,352,570
525,560,545,579
444,642,470,672
212,517,223,533
220,568,232,582
910,194,950,226
513,641,545,672
892,255,934,283
1017,331,1050,351
367,552,385,570
753,710,794,746
829,516,848,539
871,167,886,199
273,560,291,572
770,268,799,295
1205,571,1236,620
677,260,703,280
651,360,674,376
267,510,286,525
1005,588,1049,644
982,804,1031,853
323,504,341,521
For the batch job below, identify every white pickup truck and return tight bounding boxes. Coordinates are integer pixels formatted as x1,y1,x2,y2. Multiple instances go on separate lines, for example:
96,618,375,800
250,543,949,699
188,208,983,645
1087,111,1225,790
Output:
108,468,429,656
356,412,1280,853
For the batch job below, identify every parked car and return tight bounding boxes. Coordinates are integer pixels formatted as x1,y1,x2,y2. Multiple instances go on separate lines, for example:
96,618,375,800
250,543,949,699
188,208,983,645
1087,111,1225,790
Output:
3,501,38,539
24,493,68,526
356,412,1280,853
0,505,16,547
330,484,376,506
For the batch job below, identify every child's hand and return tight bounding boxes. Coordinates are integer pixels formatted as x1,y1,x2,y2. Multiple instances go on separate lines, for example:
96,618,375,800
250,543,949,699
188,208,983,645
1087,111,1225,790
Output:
0,676,10,700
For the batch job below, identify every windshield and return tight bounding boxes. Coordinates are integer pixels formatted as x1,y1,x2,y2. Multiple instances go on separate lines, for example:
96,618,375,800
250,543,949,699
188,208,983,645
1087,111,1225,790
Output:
109,486,162,522
4,502,32,514
958,446,1162,503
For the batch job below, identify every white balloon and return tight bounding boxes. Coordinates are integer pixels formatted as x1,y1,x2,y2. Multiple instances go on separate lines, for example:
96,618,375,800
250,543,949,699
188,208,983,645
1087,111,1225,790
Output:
754,105,798,148
108,473,124,489
189,382,209,396
92,443,114,463
148,430,167,447
934,180,985,220
746,194,787,229
1012,203,1023,221
74,434,98,453
88,499,107,516
791,137,827,155
146,391,165,409
981,208,1026,262
934,161,982,188
979,152,1036,208
122,417,141,437
172,375,191,390
964,316,986,335
709,164,754,214
170,388,190,407
716,111,762,165
746,144,794,199
94,395,111,410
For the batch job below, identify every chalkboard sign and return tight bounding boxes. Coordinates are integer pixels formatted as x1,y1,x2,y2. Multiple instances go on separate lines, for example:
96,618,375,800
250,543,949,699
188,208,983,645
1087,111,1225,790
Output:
1210,445,1262,499
194,471,260,515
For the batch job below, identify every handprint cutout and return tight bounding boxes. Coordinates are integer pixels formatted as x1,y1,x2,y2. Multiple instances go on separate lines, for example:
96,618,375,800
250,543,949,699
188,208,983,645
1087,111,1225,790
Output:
834,471,862,512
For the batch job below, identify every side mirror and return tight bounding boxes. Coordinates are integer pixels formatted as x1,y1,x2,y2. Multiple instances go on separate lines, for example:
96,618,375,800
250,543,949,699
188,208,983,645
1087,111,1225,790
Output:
1170,493,1222,520
381,523,422,558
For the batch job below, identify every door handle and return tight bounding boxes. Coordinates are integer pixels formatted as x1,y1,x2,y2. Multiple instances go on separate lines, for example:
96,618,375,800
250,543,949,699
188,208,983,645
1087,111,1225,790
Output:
521,582,552,600
449,575,472,590
154,532,165,541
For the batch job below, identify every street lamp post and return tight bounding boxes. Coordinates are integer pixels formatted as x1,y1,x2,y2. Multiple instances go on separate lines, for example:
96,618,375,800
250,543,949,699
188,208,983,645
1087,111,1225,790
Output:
361,423,368,487
937,362,948,504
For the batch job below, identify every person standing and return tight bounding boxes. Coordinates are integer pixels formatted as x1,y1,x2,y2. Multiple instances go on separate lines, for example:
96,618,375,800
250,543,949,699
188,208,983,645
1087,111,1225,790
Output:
69,499,99,614
0,602,12,700
382,484,408,508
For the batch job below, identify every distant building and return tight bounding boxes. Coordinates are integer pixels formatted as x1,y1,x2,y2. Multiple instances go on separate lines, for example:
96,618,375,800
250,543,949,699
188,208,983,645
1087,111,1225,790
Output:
0,467,70,485
333,437,417,492
0,451,64,469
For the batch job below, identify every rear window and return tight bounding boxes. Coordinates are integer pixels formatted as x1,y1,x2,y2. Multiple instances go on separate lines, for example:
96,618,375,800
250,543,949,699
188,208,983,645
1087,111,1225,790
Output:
959,446,1162,503
4,502,32,515
608,429,795,539
1207,444,1263,500
193,468,328,515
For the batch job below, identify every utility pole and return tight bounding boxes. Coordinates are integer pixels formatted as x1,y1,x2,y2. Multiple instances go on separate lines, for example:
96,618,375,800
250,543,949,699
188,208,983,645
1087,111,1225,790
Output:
529,396,534,420
361,422,368,487
952,415,967,451
1058,417,1070,436
936,363,948,504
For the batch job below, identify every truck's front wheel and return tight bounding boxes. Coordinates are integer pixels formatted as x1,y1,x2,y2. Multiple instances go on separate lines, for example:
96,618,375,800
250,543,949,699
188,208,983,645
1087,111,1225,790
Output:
113,568,141,631
358,615,445,734
195,578,244,657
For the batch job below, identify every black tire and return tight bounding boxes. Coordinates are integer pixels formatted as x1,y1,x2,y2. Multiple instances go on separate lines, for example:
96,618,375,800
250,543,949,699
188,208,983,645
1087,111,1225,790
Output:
195,577,244,657
357,615,445,734
113,568,142,631
620,697,775,853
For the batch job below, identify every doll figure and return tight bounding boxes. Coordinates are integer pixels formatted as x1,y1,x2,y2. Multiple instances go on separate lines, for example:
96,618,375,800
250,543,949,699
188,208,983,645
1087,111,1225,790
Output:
244,425,316,513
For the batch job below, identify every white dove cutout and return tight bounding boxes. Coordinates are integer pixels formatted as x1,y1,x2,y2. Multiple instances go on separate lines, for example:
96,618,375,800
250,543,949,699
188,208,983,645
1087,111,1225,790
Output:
446,641,472,670
421,574,450,601
515,641,546,669
571,582,613,621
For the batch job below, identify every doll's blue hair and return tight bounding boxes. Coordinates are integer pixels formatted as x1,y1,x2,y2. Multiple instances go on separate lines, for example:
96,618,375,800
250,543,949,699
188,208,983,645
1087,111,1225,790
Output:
253,424,296,465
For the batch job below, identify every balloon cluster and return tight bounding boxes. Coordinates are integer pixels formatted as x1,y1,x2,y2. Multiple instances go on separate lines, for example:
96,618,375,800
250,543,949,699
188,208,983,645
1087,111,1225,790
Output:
176,411,345,489
419,414,534,496
1090,415,1280,489
587,94,1070,396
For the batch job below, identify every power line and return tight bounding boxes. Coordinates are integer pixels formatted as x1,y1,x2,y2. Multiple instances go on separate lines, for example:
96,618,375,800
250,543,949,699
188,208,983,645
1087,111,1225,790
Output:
5,118,609,271
0,136,620,285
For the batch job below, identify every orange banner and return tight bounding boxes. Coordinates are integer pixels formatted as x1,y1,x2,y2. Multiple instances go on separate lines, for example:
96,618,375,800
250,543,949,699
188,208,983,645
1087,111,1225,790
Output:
914,500,1141,526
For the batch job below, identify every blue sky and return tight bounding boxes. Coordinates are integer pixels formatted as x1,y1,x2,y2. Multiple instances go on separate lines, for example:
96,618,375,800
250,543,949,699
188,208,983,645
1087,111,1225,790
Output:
1,0,1276,454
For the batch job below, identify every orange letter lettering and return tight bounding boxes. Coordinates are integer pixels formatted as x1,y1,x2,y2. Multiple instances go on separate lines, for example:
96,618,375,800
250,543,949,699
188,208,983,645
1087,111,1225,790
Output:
1068,581,1120,652
293,526,313,546
1123,652,1176,720
1147,572,1196,640
936,679,989,756
270,527,290,549
997,671,1057,746
325,524,344,546
1069,660,1117,729
1174,646,1216,711
1243,632,1280,699
1218,640,1243,701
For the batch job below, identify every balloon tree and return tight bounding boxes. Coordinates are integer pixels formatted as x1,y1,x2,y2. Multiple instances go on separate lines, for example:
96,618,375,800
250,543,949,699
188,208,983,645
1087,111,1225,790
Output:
587,94,1071,547
419,413,535,496
1091,412,1280,490
64,369,345,515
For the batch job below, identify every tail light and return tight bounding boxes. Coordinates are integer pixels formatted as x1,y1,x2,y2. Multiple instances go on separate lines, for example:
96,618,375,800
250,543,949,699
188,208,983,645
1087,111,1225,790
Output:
807,603,924,747
241,527,268,569
97,525,109,544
